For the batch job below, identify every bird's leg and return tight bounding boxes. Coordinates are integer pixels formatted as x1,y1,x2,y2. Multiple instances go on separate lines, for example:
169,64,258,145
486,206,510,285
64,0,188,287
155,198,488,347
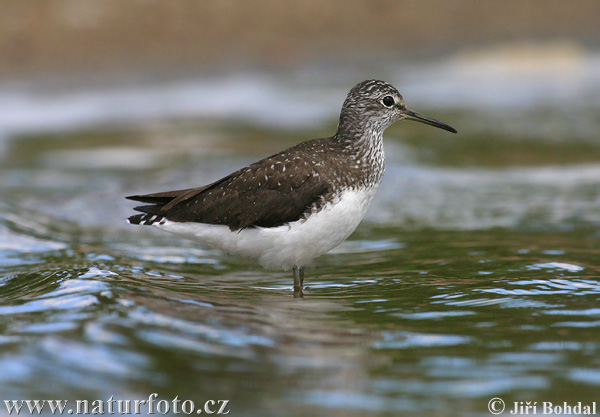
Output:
293,265,304,298
299,266,305,287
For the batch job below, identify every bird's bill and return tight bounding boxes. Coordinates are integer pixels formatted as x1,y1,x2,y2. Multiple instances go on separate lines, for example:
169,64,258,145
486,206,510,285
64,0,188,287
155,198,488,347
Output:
402,109,457,133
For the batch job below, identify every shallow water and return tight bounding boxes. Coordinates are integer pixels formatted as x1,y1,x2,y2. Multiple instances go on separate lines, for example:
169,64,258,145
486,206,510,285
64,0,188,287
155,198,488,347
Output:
2,51,600,416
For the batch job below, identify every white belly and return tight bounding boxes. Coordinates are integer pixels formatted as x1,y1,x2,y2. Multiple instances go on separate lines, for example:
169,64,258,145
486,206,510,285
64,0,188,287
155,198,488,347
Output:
155,187,378,270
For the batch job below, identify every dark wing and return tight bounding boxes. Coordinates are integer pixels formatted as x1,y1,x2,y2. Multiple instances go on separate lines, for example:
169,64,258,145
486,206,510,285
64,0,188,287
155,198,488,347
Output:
127,156,330,230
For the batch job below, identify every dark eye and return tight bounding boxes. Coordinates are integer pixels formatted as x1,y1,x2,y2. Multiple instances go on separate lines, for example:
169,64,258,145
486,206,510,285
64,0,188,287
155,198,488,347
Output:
382,96,395,107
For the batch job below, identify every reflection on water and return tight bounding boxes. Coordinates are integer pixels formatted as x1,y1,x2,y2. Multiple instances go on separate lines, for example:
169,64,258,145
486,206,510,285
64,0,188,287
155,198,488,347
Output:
2,206,600,415
1,48,600,415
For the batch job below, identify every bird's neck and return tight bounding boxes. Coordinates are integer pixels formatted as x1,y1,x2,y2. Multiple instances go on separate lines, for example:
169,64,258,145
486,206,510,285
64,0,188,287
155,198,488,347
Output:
333,123,386,188
334,121,385,155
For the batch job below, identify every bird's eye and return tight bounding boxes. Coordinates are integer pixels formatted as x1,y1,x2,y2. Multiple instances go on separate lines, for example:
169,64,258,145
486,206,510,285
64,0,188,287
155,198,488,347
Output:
382,96,395,107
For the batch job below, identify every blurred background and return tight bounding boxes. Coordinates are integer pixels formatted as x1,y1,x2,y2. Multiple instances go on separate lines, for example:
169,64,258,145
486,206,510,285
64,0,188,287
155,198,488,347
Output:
1,1,600,416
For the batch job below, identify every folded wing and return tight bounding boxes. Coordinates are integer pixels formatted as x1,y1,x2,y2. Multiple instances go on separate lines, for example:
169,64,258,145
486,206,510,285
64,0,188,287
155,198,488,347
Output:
127,159,330,231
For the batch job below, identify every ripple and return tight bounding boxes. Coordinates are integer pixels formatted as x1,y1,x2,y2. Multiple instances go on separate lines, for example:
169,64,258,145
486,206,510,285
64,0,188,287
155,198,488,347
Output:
19,322,79,334
0,273,112,317
302,390,409,412
117,244,220,265
530,341,599,351
568,368,600,386
0,335,22,345
40,337,149,378
169,297,214,308
543,308,600,317
0,226,68,267
511,278,600,290
374,163,600,230
79,267,118,279
393,311,476,320
541,250,566,255
431,293,559,309
355,299,388,304
375,331,471,349
329,239,405,254
0,230,67,253
490,352,563,365
552,321,600,328
42,278,111,298
0,357,33,382
390,376,548,398
480,278,600,296
128,307,276,356
0,294,100,316
527,262,585,272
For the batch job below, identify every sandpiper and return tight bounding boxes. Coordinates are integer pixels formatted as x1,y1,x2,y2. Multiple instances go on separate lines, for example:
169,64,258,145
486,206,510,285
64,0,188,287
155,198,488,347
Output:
127,80,456,297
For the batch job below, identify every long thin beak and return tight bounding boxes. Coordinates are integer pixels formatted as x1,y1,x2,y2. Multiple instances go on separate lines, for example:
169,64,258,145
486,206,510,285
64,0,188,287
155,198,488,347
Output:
402,109,457,134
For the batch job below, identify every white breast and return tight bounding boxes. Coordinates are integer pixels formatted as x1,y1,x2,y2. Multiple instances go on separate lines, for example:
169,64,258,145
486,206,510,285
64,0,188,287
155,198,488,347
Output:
155,187,378,270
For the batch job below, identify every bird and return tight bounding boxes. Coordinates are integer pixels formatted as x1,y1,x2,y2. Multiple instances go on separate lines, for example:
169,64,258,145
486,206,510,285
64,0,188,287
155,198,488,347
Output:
126,80,456,297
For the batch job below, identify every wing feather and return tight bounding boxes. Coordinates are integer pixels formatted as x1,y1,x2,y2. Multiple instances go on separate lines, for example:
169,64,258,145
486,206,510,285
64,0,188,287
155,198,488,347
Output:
127,147,331,230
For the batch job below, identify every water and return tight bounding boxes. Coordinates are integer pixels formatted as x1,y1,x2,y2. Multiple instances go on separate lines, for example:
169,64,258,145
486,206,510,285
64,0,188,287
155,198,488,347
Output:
2,46,600,416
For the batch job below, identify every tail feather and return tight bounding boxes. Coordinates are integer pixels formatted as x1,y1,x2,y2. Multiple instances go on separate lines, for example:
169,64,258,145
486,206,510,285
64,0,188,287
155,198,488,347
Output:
126,185,212,226
127,213,165,226
125,187,194,204
126,190,189,226
133,204,164,215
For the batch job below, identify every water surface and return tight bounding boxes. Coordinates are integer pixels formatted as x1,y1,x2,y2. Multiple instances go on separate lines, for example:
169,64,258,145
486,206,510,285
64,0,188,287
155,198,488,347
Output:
1,49,600,416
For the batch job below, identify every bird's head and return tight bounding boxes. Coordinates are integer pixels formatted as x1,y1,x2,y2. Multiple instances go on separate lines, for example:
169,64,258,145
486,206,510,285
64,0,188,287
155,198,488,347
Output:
337,79,457,137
